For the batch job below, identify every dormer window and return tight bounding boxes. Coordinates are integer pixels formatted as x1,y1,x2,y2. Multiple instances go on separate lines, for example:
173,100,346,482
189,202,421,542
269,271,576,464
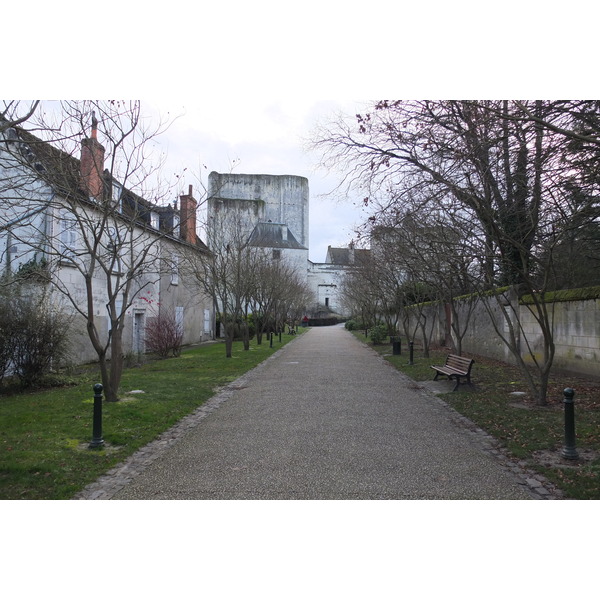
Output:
150,211,159,229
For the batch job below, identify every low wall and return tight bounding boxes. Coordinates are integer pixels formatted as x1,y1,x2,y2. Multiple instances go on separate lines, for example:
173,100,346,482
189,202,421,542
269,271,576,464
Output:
404,289,600,378
520,298,600,377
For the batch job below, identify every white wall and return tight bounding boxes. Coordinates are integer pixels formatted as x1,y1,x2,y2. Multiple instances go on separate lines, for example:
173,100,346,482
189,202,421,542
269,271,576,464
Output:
208,172,309,248
307,262,348,315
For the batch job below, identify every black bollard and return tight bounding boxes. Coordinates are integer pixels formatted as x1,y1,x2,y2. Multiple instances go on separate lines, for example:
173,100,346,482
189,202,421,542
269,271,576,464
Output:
279,330,282,343
270,332,273,348
89,383,104,449
392,337,401,355
561,388,579,460
408,341,414,365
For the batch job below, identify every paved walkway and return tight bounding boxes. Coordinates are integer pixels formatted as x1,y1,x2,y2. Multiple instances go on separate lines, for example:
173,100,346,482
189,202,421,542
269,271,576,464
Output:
76,326,561,500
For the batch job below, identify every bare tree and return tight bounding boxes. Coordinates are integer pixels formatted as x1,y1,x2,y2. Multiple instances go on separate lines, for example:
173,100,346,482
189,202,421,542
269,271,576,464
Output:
311,100,599,405
186,199,314,356
249,253,308,344
282,270,314,329
1,100,186,401
1,101,40,132
272,262,313,333
368,204,480,354
338,251,385,333
186,203,253,357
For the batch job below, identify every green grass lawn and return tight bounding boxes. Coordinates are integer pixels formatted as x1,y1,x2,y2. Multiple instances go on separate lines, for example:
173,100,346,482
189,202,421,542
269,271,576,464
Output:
0,334,300,500
358,331,600,499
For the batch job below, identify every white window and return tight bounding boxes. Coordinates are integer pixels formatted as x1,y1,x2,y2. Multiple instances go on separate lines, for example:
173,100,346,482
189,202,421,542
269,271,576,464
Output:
150,211,160,229
175,306,184,336
204,308,211,333
171,254,179,285
59,218,77,259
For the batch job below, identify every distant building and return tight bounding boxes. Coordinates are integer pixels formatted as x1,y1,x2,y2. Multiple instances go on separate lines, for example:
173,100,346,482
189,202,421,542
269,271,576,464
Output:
207,171,368,317
308,244,370,316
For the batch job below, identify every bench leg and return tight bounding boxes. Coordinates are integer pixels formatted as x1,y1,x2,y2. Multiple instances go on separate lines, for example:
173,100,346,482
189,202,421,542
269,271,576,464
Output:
452,376,460,392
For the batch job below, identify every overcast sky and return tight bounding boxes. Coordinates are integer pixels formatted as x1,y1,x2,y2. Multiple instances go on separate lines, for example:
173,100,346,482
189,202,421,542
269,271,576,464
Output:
17,3,596,264
146,97,370,262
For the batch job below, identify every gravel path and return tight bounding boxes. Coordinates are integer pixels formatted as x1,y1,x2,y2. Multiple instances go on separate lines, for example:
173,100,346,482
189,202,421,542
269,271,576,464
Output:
76,325,560,500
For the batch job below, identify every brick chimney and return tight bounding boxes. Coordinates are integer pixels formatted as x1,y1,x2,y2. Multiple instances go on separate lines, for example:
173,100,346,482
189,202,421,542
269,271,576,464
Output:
179,184,198,244
80,112,105,200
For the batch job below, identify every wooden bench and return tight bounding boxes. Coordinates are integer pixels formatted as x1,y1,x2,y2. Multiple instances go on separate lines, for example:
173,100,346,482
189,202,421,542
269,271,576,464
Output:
431,354,475,391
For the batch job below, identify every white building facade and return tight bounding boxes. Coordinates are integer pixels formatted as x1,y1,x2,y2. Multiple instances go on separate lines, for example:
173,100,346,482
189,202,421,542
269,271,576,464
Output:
0,119,214,365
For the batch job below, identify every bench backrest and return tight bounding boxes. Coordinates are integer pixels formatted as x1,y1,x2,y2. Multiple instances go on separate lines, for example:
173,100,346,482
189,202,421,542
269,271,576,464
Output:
446,354,474,373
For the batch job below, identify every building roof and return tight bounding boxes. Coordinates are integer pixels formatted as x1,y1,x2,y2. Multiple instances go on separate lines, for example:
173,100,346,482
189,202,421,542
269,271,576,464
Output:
2,121,208,252
325,246,370,266
247,221,307,250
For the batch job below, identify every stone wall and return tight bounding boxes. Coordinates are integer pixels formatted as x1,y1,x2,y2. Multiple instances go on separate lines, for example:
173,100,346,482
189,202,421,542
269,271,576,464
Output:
404,291,600,378
458,292,520,364
520,298,600,377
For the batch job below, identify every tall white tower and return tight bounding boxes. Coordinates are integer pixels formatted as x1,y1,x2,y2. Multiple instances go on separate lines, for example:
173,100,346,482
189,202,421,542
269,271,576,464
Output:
207,172,309,249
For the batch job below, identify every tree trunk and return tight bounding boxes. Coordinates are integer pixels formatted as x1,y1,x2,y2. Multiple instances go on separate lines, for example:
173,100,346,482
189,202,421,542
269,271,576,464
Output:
243,323,250,351
419,318,430,358
105,328,124,402
224,323,234,358
97,353,111,401
536,369,551,407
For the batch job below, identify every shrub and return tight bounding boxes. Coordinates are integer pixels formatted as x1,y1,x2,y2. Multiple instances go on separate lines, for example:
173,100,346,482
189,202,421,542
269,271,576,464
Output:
144,309,184,358
345,319,360,331
306,317,341,327
145,311,183,358
369,324,388,345
15,256,50,283
0,290,73,387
